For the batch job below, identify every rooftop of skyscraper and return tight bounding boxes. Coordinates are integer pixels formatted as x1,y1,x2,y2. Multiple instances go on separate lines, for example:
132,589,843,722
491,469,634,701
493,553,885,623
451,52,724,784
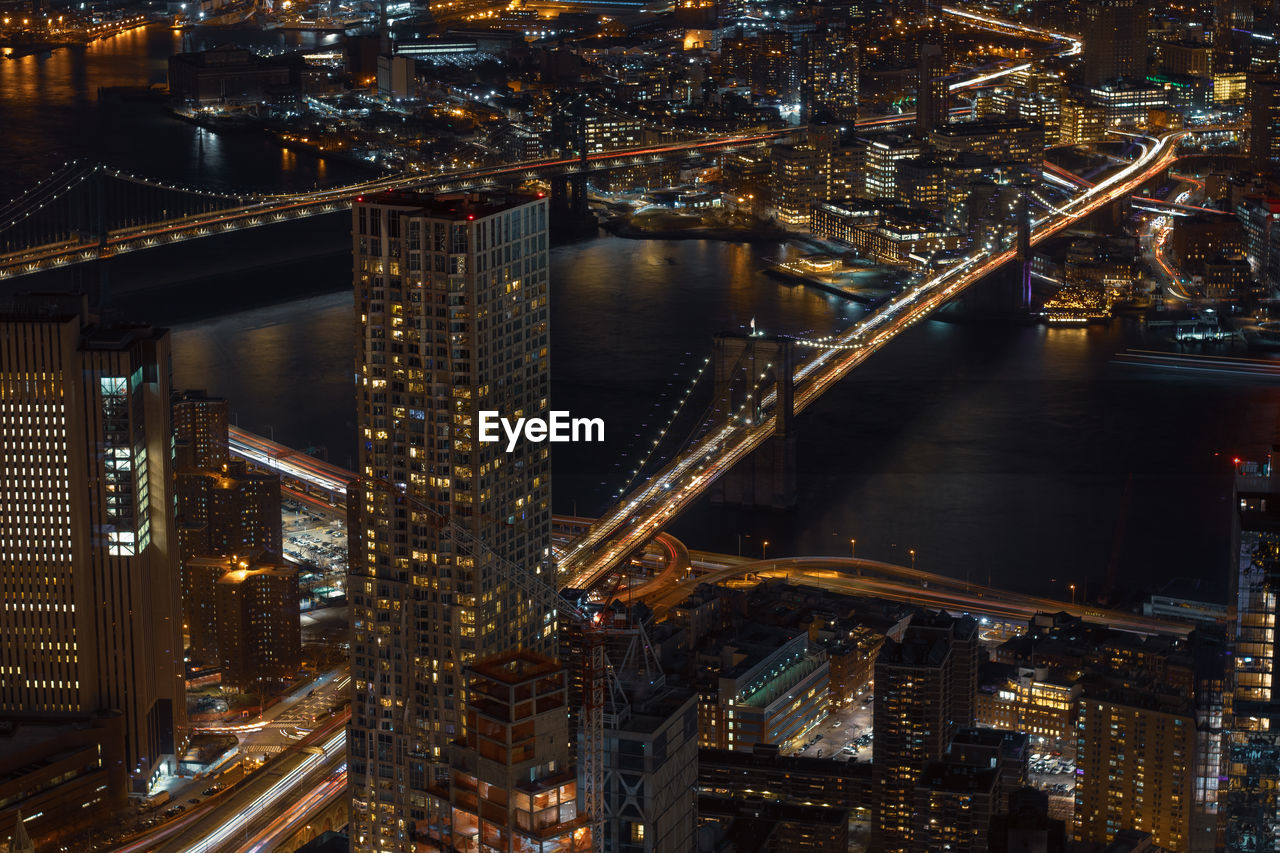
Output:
358,189,543,220
470,648,562,685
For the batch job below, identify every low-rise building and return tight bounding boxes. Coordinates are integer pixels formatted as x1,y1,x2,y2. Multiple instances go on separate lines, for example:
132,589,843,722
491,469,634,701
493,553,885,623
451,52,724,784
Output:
1085,80,1168,126
809,199,882,243
977,665,1078,740
698,742,873,815
168,45,292,105
930,118,1045,163
698,625,830,751
0,714,127,850
1060,101,1109,144
827,626,884,707
697,794,849,853
849,209,965,267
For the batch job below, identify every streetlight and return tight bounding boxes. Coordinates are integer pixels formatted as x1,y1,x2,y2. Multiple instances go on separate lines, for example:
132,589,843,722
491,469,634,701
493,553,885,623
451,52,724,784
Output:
909,549,916,570
762,540,769,560
849,538,856,559
1069,583,1076,605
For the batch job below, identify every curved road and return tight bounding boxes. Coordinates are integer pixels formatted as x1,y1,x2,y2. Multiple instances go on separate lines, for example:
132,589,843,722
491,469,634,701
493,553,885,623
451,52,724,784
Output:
643,554,1194,637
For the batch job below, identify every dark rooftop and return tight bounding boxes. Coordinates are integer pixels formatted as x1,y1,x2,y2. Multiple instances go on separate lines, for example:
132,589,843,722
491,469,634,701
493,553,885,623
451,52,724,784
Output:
359,189,543,220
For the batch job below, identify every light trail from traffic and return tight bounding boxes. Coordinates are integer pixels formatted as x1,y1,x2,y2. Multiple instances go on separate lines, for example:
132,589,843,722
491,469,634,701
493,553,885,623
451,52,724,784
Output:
0,130,798,277
941,5,1082,54
560,128,1199,591
112,719,347,853
228,426,351,497
2,7,1083,279
642,555,1196,636
238,766,348,853
171,729,344,853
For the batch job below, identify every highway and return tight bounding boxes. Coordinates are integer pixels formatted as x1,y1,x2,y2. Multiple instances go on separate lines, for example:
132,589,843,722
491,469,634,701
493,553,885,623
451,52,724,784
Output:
641,553,1195,636
112,714,348,853
1141,174,1208,302
235,769,347,853
559,127,1200,590
228,426,351,500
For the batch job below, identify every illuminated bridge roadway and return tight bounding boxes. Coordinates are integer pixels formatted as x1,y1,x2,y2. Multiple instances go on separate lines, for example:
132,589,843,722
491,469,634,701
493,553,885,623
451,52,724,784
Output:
558,128,1210,591
227,425,1194,638
217,8,1094,596
0,9,1080,280
0,130,797,279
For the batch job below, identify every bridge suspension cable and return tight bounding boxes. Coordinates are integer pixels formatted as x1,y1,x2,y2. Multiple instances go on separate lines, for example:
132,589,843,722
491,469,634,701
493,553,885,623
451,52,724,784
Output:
612,357,711,499
101,167,260,203
0,161,98,232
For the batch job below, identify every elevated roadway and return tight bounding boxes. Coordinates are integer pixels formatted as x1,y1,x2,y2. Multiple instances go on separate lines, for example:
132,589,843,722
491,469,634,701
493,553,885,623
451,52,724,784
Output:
559,128,1204,591
643,553,1197,637
112,713,348,853
0,131,796,279
0,8,1084,279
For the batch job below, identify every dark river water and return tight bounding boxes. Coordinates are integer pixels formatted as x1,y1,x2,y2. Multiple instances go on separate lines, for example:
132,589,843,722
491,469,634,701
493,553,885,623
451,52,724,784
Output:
3,27,1273,604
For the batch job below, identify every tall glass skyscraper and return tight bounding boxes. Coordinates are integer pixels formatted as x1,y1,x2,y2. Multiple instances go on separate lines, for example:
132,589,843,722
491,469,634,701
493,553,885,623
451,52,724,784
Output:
1226,454,1280,852
347,190,555,852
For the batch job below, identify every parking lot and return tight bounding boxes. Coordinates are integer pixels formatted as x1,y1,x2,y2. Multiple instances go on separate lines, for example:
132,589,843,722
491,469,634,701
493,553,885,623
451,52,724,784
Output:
785,693,875,761
1028,739,1077,819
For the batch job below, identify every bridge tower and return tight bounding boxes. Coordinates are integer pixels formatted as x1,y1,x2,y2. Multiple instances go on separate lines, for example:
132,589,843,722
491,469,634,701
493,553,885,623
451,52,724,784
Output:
71,166,111,306
1013,182,1032,313
960,183,1033,319
709,331,797,510
548,94,598,240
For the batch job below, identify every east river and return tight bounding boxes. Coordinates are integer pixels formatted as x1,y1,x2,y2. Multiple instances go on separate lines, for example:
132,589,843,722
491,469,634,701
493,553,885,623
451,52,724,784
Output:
2,26,1275,602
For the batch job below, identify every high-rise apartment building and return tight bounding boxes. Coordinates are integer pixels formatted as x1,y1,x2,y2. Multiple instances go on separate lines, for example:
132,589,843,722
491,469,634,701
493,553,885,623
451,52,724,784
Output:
770,144,822,227
989,788,1067,852
910,761,1000,852
348,190,554,852
172,391,282,657
1236,195,1280,297
917,44,949,133
1081,0,1151,86
206,460,283,555
172,389,228,473
173,391,227,584
856,132,924,200
1248,74,1280,172
802,25,859,124
1073,679,1195,852
0,294,184,795
214,558,301,689
872,613,978,852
